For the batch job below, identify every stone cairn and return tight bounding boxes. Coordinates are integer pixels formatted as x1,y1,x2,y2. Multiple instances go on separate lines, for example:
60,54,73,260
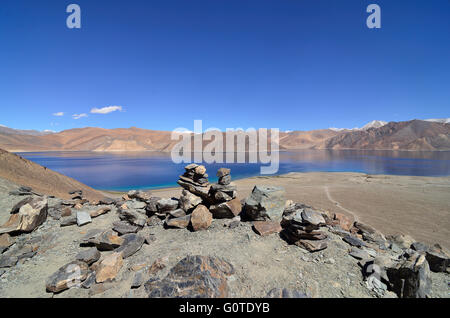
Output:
162,164,243,230
280,203,328,252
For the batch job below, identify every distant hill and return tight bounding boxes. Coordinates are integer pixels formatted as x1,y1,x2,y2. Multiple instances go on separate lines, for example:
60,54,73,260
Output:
0,125,55,136
0,120,448,152
0,148,106,201
319,120,450,151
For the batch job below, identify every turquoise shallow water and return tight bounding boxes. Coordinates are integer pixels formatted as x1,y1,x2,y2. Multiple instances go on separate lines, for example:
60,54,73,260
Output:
18,150,450,191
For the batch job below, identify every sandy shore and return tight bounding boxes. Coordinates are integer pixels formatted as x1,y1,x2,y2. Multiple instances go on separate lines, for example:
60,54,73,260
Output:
146,172,450,251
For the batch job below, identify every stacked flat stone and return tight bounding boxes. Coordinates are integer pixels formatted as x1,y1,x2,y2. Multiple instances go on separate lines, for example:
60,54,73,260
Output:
209,168,242,219
281,203,328,252
164,164,213,230
209,168,237,203
177,164,211,199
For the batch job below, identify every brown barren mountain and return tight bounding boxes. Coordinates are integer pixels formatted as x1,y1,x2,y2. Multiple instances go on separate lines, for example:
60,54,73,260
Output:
319,120,450,151
0,120,448,152
0,148,106,201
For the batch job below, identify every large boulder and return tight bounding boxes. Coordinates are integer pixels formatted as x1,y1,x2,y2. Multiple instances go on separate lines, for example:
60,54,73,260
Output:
144,255,234,298
190,205,213,231
243,186,286,221
209,198,242,219
0,197,48,234
46,261,89,293
386,252,432,298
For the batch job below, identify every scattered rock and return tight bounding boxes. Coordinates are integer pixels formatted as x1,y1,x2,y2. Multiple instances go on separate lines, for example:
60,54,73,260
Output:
266,288,309,298
88,230,124,251
148,257,168,275
0,233,14,252
225,216,241,229
112,220,139,235
349,247,371,260
76,248,101,265
81,271,96,289
156,198,179,213
166,215,191,229
387,234,415,250
295,240,328,252
253,220,282,236
90,206,111,218
168,208,186,218
144,255,234,298
127,190,152,202
60,215,77,227
114,233,145,258
190,205,213,231
0,197,48,234
76,211,92,226
118,209,147,227
332,213,353,231
95,252,123,283
343,235,366,248
46,261,89,293
425,250,449,273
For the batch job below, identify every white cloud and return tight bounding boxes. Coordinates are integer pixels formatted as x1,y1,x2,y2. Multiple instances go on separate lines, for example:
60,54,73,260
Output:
90,105,123,114
52,112,64,117
0,124,6,127
72,113,88,119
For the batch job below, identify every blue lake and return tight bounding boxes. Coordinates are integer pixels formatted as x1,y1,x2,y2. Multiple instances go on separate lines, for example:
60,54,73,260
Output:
18,150,450,191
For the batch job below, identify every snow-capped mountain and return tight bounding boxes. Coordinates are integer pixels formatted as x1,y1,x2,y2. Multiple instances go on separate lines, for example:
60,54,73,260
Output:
424,118,450,124
329,120,387,132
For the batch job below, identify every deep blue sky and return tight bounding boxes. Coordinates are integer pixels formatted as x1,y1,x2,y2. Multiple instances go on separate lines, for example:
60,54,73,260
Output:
0,0,449,132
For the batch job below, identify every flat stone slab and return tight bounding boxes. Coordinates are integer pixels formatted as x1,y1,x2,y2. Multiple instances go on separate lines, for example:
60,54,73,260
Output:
76,211,92,226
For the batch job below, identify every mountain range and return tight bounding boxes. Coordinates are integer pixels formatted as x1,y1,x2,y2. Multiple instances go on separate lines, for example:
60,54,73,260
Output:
0,119,448,152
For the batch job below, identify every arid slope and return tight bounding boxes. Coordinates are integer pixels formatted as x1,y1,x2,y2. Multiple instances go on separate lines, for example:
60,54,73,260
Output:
0,148,106,201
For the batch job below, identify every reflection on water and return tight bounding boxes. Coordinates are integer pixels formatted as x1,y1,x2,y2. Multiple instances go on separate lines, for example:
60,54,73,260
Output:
18,150,450,191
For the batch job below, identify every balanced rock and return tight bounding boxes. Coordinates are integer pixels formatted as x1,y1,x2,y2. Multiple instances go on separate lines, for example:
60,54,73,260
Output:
209,183,237,203
243,186,285,221
95,252,123,283
144,255,234,298
46,261,89,293
190,205,213,231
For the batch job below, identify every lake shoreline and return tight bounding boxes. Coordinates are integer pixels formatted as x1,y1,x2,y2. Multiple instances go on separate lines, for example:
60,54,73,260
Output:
126,171,450,251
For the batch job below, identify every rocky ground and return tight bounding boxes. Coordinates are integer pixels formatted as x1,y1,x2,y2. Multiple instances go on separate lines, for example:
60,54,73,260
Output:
0,166,448,298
